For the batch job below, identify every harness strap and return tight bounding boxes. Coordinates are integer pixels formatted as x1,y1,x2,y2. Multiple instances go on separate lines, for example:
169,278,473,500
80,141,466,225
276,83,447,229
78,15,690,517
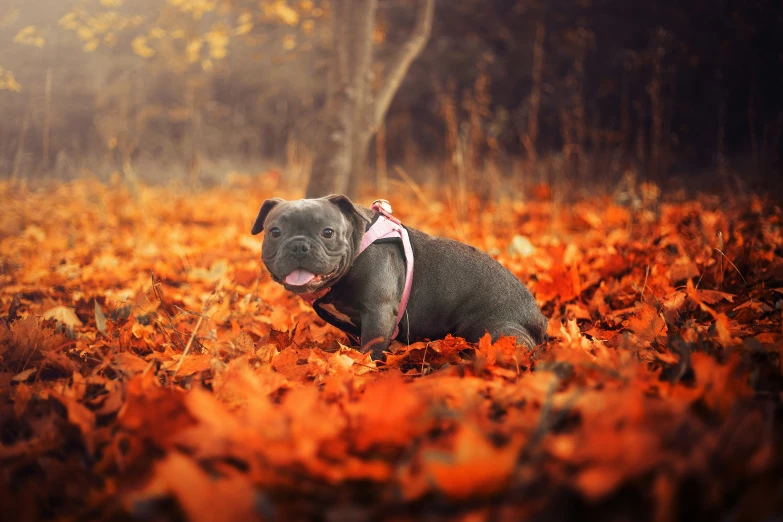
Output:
359,200,414,339
299,199,414,342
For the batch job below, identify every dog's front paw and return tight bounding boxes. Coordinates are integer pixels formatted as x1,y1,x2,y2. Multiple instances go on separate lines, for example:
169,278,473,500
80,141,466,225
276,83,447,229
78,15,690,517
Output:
361,332,391,362
368,346,387,362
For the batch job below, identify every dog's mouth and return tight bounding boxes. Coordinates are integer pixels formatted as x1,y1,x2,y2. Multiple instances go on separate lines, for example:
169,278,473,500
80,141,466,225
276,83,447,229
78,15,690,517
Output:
282,266,341,293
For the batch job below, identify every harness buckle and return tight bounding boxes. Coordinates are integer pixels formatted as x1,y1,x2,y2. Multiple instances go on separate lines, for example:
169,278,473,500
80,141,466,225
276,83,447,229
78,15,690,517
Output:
371,199,401,225
372,199,393,215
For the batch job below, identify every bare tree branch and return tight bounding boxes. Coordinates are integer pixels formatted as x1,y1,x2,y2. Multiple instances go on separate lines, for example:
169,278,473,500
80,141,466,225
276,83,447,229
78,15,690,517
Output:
347,0,378,126
331,0,349,100
372,0,434,132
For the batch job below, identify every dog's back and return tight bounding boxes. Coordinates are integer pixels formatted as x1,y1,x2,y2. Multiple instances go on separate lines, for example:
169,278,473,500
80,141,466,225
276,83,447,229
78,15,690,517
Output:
401,226,548,347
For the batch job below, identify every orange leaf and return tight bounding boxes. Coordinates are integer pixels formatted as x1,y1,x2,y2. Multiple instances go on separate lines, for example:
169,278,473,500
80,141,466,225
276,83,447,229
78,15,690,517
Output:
128,452,256,522
624,302,667,346
350,374,425,451
422,426,521,500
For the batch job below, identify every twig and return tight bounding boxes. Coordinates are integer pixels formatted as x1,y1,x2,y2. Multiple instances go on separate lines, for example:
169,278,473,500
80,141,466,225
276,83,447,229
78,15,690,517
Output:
150,273,187,349
632,270,662,309
352,361,380,372
134,302,186,353
151,273,174,320
693,268,707,290
173,314,204,378
713,247,747,286
716,231,724,289
638,265,650,299
172,288,217,378
173,305,204,317
141,359,156,376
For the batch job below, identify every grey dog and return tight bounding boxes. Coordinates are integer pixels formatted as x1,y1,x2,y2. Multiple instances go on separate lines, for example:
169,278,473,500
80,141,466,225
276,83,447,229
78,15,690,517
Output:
251,195,548,360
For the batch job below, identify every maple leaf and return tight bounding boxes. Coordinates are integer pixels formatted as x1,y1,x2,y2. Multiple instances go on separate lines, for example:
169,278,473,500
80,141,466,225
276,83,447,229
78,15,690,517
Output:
412,426,522,500
111,351,150,375
690,352,751,414
118,374,198,443
126,452,257,522
43,306,83,328
162,352,213,376
535,263,578,303
559,317,609,358
350,374,425,452
52,392,96,453
1,180,780,521
624,302,667,347
0,317,73,374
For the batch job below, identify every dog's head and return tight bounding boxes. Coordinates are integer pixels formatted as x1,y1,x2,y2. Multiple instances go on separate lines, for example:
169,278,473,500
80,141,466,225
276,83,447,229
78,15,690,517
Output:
250,195,371,294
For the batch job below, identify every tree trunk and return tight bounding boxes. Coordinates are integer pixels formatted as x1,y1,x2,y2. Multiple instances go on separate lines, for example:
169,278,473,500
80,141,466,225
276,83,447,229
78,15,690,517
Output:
307,0,374,198
347,130,372,195
306,98,353,197
306,0,435,199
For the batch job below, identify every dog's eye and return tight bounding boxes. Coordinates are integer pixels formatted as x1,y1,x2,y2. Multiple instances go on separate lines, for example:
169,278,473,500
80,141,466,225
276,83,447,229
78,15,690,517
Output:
269,227,282,238
322,228,334,238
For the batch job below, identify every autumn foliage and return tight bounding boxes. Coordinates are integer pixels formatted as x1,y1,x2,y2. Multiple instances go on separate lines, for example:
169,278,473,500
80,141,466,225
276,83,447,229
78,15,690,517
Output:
0,177,781,520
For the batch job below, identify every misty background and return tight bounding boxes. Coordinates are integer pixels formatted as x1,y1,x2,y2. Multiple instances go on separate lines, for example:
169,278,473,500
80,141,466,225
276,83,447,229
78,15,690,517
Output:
0,0,781,199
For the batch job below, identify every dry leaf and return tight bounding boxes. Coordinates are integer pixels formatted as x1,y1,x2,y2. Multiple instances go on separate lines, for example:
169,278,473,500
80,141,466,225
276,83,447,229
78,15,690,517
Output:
42,306,83,328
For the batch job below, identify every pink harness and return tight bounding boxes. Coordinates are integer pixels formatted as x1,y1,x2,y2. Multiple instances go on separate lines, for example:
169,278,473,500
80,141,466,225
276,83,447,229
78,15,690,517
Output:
301,199,414,340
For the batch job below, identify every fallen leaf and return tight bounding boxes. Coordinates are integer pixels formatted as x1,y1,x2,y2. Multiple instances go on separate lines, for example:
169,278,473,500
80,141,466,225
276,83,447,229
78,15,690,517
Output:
42,306,83,328
128,452,257,522
13,381,33,416
12,367,37,382
421,426,521,500
94,300,107,333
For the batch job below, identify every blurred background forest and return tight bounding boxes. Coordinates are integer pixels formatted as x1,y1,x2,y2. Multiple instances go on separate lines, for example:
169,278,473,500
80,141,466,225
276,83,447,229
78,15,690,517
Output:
0,0,781,200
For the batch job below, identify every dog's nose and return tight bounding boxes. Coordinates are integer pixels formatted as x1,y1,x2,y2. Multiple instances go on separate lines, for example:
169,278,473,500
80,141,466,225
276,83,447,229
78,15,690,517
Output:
290,239,310,257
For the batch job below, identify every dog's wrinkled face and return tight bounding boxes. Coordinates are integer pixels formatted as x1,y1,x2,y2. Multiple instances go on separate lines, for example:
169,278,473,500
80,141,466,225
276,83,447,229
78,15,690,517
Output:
251,196,366,294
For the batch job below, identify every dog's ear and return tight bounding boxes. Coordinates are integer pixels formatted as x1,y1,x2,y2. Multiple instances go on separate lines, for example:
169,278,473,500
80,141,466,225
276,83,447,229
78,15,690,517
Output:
251,198,285,235
324,194,372,226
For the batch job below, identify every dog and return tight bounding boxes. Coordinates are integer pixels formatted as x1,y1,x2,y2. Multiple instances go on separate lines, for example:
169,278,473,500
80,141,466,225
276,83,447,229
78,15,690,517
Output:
251,195,548,360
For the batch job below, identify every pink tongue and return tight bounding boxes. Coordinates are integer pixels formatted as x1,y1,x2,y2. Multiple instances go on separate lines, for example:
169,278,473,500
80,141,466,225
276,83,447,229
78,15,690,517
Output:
285,269,316,286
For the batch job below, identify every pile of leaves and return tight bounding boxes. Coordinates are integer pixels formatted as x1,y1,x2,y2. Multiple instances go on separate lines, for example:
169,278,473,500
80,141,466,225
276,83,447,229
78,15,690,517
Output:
1,178,781,521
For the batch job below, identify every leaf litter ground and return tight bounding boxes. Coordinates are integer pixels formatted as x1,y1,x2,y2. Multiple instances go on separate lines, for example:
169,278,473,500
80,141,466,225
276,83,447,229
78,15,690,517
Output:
0,178,782,521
